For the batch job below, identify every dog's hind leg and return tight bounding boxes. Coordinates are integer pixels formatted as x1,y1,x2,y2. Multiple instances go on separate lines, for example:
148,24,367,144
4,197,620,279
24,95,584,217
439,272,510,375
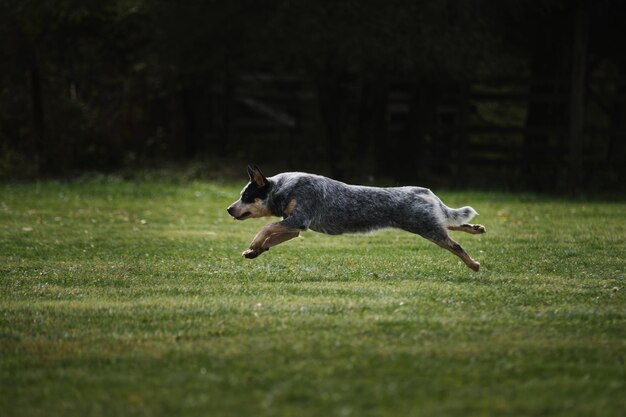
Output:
447,224,486,234
243,222,300,259
400,221,481,271
433,236,481,272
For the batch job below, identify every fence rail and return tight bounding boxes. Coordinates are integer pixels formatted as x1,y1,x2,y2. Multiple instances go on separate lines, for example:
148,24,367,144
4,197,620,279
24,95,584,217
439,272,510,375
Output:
224,73,625,190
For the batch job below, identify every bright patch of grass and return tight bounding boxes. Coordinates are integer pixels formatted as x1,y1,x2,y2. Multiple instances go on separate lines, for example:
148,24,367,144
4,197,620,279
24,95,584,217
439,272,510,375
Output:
1,180,625,416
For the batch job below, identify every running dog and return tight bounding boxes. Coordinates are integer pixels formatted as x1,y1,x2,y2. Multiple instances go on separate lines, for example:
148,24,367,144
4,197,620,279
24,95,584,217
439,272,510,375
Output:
227,165,486,271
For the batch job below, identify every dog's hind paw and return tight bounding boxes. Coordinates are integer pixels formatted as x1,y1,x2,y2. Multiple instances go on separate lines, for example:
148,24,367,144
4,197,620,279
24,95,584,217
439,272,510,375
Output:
473,224,486,234
469,261,480,272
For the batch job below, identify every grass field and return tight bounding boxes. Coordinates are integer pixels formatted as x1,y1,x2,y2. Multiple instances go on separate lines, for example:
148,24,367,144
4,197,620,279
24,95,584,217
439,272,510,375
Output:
1,178,625,417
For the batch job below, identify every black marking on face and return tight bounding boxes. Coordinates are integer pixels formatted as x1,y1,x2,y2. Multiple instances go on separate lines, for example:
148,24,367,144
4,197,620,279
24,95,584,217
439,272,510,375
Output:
241,181,268,204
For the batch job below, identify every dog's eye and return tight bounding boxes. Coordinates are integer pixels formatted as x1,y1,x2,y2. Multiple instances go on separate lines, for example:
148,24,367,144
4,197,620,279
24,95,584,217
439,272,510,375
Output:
241,192,254,203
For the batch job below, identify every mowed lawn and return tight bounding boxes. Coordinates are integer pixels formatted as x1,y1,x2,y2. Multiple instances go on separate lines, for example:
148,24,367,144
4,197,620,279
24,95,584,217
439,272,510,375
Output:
1,179,624,417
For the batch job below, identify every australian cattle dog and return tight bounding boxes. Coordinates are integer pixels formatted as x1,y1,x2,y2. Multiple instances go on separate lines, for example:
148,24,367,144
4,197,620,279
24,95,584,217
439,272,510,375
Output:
227,166,486,271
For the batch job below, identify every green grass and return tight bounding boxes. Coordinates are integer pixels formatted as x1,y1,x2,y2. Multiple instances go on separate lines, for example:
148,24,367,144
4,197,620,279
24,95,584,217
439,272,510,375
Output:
1,179,625,417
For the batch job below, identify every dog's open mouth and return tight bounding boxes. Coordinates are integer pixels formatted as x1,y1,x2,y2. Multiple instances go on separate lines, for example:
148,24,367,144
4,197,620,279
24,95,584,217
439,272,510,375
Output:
235,211,252,220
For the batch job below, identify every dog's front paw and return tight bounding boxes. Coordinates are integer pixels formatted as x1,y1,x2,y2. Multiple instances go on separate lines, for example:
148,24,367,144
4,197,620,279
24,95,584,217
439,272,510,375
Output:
242,248,265,259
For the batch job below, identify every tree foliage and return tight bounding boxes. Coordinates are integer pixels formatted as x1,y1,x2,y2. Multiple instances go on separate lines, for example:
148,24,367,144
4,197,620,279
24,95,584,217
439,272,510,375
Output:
1,0,625,190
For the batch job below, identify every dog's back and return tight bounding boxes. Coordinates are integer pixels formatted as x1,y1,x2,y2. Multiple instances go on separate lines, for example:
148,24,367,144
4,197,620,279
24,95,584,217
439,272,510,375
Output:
268,173,476,239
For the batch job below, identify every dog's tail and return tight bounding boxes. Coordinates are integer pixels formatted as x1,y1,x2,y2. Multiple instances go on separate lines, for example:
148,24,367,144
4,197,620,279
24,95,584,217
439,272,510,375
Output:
444,205,478,227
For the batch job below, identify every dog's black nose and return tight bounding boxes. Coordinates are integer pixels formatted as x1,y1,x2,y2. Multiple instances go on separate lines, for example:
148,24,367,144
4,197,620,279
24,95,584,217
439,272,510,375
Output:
227,206,235,216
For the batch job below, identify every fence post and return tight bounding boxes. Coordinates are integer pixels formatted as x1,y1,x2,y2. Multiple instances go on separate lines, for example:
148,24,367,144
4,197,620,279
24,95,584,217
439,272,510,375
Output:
568,2,588,193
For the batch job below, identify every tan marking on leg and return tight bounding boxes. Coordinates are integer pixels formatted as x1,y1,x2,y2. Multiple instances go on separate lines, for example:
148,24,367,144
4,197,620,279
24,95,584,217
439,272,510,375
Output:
447,224,486,234
435,237,480,272
243,223,300,259
284,199,297,217
263,231,299,248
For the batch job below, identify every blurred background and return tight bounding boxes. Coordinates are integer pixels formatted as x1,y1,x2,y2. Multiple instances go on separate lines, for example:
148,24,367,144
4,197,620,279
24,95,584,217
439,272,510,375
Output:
1,0,625,193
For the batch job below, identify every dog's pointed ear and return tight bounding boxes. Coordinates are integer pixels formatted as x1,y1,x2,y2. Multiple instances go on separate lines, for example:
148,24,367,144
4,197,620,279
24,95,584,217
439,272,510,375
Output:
247,165,267,188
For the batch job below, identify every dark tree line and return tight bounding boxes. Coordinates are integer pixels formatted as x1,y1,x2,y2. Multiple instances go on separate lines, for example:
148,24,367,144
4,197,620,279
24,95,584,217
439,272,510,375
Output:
1,0,625,192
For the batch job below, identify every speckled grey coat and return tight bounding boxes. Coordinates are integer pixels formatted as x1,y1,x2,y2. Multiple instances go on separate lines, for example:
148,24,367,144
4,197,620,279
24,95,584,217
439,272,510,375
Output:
265,172,477,242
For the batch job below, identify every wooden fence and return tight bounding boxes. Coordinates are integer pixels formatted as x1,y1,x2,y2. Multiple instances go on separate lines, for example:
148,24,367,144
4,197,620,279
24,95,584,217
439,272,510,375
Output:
218,73,626,191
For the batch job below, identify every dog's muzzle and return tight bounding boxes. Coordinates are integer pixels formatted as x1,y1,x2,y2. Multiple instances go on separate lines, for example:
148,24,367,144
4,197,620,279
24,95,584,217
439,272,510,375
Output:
227,204,250,220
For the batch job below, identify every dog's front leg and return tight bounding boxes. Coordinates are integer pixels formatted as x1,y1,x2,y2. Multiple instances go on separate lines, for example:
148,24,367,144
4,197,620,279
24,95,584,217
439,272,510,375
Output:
243,222,300,259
